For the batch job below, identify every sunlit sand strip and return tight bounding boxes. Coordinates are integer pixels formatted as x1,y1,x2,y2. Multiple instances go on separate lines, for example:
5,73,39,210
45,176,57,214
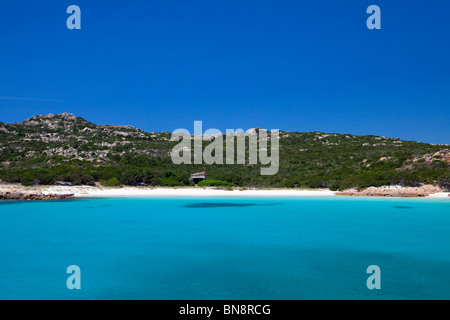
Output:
428,192,450,198
41,186,336,198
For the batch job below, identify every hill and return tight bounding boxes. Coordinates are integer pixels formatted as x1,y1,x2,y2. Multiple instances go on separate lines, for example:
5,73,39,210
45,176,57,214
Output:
0,113,448,190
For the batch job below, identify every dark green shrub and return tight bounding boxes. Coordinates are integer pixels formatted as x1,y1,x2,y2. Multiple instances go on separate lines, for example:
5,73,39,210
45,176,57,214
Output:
102,177,121,187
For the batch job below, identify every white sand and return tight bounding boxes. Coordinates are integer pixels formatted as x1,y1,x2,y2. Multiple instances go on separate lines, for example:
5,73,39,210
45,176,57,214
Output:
428,192,450,198
1,183,447,198
41,186,336,198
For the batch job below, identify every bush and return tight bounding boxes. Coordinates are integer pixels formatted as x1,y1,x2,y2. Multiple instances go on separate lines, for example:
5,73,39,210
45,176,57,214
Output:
437,172,450,191
20,172,35,186
279,178,297,188
102,177,121,187
329,181,341,191
160,177,184,187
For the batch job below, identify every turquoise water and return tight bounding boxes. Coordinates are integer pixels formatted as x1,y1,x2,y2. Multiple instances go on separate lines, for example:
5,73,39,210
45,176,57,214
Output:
0,196,449,300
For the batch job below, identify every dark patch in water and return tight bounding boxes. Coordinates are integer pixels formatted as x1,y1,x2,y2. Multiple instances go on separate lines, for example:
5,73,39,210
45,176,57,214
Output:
393,206,413,209
183,202,280,208
85,204,112,209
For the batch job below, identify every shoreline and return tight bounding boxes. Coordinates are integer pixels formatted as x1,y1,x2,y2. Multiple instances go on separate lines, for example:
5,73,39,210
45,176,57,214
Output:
0,183,448,199
43,186,337,198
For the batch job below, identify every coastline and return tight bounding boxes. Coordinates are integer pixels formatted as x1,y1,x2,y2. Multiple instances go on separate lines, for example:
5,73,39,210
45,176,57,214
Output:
0,183,448,199
42,186,336,198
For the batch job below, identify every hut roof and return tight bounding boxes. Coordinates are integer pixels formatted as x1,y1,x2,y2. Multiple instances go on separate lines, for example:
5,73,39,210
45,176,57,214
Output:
190,171,206,178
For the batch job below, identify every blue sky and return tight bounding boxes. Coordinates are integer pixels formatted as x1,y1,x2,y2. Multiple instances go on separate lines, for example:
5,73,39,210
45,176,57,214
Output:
0,0,449,144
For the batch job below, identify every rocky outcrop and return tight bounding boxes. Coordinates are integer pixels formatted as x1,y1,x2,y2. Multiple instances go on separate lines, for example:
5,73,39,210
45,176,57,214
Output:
2,113,169,162
336,185,443,197
410,149,450,164
0,192,74,200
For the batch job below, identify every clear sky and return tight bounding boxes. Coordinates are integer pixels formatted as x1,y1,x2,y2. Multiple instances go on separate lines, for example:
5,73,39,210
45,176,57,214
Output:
0,0,449,144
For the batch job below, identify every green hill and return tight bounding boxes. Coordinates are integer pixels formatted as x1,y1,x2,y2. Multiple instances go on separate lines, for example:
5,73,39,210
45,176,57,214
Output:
0,113,448,190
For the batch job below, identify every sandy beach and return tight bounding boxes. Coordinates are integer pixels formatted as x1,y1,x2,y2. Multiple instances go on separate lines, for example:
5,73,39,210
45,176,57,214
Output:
0,183,448,199
41,186,337,198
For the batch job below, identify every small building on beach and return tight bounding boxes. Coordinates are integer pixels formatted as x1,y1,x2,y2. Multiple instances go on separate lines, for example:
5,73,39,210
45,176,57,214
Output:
189,171,206,184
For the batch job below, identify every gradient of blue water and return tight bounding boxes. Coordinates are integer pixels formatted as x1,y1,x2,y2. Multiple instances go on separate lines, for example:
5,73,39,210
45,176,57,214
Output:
0,196,449,300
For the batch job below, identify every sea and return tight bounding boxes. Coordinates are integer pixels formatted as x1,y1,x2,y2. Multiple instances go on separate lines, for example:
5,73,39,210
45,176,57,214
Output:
0,196,449,300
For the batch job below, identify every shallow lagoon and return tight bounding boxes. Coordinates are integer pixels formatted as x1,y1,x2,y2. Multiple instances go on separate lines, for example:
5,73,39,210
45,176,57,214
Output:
0,196,449,299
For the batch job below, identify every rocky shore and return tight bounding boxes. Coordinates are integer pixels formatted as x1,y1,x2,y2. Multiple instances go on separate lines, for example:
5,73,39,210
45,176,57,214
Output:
336,184,445,197
0,191,74,200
